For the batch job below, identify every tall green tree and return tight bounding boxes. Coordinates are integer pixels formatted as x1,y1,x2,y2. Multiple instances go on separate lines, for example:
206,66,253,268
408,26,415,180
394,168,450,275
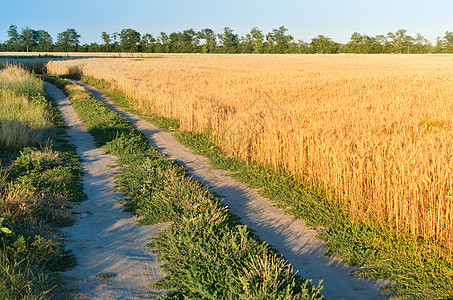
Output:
168,30,199,53
169,32,183,52
296,39,309,53
120,28,141,52
7,25,20,51
444,31,453,52
36,30,53,51
157,32,170,53
240,34,253,53
386,31,397,52
250,27,264,53
412,33,432,53
79,42,101,52
111,32,119,51
375,34,387,53
433,36,446,53
180,29,199,52
219,27,238,53
265,32,274,53
310,35,340,53
272,26,293,53
140,33,155,52
347,32,363,53
398,29,413,53
445,31,453,45
101,31,111,52
20,27,38,52
198,28,216,53
56,28,81,51
389,29,414,53
364,35,379,53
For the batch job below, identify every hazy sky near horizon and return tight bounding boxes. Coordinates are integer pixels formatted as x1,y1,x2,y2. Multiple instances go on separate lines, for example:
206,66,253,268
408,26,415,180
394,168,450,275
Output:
1,0,452,45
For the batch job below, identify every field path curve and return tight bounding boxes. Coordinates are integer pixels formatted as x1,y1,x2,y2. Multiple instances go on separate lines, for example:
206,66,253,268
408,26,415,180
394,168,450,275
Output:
45,83,167,299
75,80,387,300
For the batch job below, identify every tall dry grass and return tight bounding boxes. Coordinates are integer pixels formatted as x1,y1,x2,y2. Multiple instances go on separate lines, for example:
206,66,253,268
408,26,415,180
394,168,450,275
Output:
47,54,453,251
0,64,51,149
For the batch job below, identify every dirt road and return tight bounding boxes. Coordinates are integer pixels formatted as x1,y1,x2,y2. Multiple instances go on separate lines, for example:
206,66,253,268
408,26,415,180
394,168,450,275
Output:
75,81,387,300
45,83,167,299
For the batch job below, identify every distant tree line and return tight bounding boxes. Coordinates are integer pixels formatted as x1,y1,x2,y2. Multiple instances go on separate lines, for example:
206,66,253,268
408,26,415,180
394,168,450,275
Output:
2,24,453,54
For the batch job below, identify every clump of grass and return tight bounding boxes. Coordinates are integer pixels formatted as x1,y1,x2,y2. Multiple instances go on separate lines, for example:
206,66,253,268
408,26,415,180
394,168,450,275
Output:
0,64,53,150
94,273,116,279
4,147,84,226
0,89,52,148
140,166,323,299
0,63,44,98
50,75,324,299
0,118,44,149
0,233,74,299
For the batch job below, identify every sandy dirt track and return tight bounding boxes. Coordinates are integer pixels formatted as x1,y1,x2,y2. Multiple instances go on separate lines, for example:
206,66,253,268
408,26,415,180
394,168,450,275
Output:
74,81,388,300
45,83,167,299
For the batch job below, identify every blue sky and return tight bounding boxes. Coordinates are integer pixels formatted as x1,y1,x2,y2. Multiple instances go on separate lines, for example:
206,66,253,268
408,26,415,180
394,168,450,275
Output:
1,0,452,44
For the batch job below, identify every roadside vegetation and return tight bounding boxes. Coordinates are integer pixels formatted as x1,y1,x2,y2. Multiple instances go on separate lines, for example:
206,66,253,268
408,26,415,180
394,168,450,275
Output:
0,64,85,298
71,73,453,299
44,75,324,299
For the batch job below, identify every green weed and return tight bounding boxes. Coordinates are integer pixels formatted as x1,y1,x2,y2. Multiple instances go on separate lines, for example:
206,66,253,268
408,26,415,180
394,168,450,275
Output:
94,273,116,279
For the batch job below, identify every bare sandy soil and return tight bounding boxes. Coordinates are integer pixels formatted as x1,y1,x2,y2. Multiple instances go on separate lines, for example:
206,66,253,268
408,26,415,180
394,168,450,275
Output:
45,83,168,299
75,81,388,300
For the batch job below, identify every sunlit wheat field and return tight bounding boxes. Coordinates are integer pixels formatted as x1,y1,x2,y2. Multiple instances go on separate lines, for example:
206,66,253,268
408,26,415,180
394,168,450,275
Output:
47,54,453,252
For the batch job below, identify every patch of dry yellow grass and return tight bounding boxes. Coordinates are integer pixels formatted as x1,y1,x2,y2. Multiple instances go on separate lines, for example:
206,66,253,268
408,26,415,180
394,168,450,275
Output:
47,54,453,251
0,64,51,148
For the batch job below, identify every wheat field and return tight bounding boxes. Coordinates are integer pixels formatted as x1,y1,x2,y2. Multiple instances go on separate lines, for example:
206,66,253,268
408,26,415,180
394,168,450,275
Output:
46,54,453,251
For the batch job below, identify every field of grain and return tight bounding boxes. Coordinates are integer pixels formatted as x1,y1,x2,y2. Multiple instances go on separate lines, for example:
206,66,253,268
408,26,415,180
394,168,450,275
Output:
46,54,453,251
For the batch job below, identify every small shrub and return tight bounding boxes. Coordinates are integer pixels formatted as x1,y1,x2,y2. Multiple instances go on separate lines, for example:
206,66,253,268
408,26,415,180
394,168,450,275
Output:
104,131,148,156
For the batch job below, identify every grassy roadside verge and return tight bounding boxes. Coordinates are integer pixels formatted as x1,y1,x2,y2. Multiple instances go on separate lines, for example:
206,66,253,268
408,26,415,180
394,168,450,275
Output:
0,64,85,298
72,74,453,299
44,75,324,299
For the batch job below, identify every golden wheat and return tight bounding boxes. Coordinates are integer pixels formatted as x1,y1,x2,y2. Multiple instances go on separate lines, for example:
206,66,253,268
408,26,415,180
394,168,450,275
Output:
47,54,453,251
